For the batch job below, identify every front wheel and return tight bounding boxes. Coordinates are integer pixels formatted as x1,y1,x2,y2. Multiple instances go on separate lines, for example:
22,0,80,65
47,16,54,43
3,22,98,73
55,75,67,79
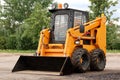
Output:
71,48,90,72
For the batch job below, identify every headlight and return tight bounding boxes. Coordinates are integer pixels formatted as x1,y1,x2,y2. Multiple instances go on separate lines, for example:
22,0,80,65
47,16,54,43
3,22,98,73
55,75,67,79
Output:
75,41,80,45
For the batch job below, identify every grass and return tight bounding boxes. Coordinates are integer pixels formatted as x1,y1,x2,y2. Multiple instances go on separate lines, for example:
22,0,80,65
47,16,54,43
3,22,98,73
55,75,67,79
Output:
107,50,120,53
0,49,120,54
0,49,35,53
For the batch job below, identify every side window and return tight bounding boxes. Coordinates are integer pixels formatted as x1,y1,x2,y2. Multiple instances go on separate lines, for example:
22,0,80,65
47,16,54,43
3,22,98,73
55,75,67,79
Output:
74,12,82,27
83,14,87,23
74,11,87,27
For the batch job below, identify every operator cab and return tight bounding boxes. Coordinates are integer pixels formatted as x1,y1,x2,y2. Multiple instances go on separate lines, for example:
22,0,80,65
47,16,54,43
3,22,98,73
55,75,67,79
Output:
49,3,89,43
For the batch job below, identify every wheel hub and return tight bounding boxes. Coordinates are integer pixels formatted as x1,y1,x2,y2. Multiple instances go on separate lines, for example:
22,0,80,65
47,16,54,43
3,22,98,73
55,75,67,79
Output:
80,58,83,63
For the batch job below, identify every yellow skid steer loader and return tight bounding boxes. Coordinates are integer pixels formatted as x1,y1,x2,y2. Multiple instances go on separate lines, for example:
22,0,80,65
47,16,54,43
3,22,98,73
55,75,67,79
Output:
12,3,106,75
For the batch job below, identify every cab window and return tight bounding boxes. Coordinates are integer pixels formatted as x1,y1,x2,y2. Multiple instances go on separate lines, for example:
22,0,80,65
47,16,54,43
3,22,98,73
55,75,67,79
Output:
54,14,68,41
74,11,87,27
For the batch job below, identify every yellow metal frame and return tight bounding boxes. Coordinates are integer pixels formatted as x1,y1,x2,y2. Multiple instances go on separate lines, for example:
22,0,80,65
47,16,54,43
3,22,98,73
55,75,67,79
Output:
37,14,106,57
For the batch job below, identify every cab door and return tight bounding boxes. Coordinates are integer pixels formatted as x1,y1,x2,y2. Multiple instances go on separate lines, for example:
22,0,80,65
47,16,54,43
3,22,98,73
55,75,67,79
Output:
54,14,69,43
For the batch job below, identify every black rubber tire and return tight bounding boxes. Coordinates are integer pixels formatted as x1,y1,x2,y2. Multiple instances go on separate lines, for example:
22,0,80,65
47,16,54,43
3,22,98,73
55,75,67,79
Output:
71,48,90,72
90,49,106,71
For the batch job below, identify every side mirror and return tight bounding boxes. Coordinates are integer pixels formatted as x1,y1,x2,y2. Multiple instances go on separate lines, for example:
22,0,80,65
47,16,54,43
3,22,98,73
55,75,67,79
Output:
80,25,85,33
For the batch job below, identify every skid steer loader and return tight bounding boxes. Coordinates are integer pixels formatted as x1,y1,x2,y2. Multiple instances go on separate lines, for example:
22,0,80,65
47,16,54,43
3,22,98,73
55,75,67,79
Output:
12,3,106,75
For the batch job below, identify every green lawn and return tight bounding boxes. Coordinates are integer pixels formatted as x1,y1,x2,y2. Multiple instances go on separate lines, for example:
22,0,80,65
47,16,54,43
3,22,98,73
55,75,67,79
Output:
107,50,120,53
0,49,35,53
0,49,120,54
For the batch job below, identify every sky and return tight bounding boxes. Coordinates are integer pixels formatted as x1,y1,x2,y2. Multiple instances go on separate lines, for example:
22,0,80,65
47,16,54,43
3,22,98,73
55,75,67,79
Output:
0,0,120,25
54,0,120,25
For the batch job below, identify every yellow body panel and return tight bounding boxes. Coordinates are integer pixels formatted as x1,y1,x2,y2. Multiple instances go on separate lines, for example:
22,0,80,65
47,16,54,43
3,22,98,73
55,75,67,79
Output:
36,14,106,57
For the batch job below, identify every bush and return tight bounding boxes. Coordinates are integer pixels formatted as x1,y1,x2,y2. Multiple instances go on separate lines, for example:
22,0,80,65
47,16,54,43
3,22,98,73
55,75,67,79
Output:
6,35,17,49
20,36,37,50
0,36,6,49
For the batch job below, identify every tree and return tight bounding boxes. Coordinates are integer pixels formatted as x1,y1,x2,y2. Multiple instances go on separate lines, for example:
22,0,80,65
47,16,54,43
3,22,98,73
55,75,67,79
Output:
1,0,52,34
106,24,118,49
89,0,119,22
89,0,119,50
19,3,50,49
16,3,51,50
0,0,53,49
0,2,2,16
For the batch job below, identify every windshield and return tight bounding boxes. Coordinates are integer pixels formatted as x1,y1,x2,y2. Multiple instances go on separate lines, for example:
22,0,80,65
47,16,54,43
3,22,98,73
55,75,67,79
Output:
54,14,68,42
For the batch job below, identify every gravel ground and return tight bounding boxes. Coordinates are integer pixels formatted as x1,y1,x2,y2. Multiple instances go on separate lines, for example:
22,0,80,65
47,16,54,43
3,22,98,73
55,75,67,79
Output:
0,53,120,80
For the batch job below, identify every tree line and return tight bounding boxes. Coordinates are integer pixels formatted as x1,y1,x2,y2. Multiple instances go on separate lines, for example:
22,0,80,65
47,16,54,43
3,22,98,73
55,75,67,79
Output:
0,0,52,50
89,0,120,50
0,0,120,50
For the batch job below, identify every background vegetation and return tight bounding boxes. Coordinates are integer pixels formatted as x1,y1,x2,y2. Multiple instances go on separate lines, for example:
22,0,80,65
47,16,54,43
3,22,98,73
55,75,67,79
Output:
0,0,120,51
0,0,52,50
89,0,120,50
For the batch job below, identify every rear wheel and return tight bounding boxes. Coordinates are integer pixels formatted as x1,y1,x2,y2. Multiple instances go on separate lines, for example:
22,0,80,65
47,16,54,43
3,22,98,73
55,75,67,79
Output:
90,49,106,71
71,48,90,72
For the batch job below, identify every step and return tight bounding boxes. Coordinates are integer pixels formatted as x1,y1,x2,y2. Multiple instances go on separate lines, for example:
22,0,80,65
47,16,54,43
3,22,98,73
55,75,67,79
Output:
48,44,64,49
45,49,64,53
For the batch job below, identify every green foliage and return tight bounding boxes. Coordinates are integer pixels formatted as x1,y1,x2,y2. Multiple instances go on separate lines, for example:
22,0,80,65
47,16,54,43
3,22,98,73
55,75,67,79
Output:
0,36,6,49
89,0,119,22
107,24,120,50
0,0,53,50
5,35,16,49
89,0,120,50
21,3,50,49
0,3,2,16
20,36,34,50
106,24,117,49
107,50,120,53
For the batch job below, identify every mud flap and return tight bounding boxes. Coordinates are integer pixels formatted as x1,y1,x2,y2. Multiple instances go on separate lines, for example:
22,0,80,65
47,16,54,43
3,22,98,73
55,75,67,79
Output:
12,56,73,75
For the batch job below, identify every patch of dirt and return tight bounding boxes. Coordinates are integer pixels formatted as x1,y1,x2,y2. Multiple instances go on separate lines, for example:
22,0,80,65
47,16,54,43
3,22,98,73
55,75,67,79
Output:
0,53,120,80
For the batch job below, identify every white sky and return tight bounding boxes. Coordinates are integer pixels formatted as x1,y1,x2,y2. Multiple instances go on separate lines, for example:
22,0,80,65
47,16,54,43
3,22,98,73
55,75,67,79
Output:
0,0,120,24
54,0,120,25
0,0,4,5
54,0,91,11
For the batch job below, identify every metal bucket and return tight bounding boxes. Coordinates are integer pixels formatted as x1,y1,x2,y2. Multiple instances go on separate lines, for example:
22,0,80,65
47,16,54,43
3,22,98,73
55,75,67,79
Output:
12,56,73,75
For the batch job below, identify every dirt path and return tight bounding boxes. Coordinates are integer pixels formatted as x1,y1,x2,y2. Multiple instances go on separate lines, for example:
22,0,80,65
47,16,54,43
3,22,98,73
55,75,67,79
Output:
0,53,120,80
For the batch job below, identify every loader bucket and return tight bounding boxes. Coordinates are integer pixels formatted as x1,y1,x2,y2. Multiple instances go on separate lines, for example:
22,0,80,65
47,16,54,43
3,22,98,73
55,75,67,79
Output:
12,56,73,75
